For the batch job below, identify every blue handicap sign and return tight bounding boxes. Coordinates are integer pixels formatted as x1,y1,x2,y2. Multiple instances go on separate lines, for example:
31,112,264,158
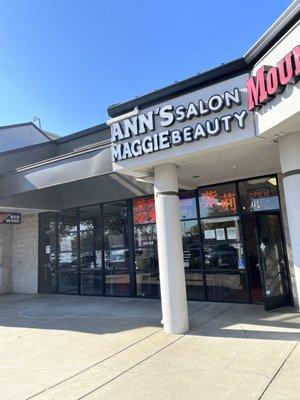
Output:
238,259,245,269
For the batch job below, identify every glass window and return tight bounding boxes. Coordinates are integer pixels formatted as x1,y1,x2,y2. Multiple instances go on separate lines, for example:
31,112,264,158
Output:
181,220,200,246
199,183,237,218
57,210,79,294
203,241,248,301
201,216,241,242
203,243,244,270
133,197,156,224
58,252,78,294
134,224,157,248
104,249,130,296
205,270,249,302
238,176,279,213
179,191,197,220
38,212,57,293
103,201,128,249
59,232,78,253
79,205,101,230
183,246,204,300
58,210,78,233
135,247,160,298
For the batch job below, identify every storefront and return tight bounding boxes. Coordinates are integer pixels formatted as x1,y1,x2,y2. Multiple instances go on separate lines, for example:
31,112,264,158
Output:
0,2,299,334
38,174,290,311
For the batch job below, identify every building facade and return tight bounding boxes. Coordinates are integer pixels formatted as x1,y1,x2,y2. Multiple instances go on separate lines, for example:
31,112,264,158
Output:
0,2,299,333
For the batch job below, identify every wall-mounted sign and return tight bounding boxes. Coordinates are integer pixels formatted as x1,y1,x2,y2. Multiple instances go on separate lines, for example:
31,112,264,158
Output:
0,212,21,224
246,45,300,111
111,85,249,162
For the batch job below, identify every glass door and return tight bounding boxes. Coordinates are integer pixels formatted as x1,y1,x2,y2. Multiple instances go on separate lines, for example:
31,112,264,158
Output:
256,213,291,310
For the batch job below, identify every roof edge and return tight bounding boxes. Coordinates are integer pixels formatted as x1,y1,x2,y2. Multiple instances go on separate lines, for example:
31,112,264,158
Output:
244,1,300,64
56,122,108,143
107,58,248,117
107,2,300,118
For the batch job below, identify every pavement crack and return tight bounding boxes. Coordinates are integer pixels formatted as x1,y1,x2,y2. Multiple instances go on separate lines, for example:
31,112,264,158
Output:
75,303,237,400
257,341,299,400
23,327,162,400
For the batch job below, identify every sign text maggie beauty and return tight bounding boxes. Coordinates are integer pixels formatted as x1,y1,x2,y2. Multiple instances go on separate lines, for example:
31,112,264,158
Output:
111,88,248,162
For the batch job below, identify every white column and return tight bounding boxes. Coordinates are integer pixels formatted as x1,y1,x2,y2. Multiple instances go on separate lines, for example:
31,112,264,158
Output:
154,163,189,333
279,132,300,310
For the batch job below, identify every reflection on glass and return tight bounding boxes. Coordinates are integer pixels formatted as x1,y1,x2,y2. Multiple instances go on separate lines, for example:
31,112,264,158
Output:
201,217,241,242
58,252,78,294
135,247,160,298
203,243,244,269
80,251,103,296
79,205,101,230
59,233,78,253
179,191,197,220
199,183,237,218
181,220,199,246
58,210,78,233
205,270,249,302
103,202,128,249
259,214,289,297
104,249,130,296
238,176,279,213
183,246,205,300
39,212,57,293
134,225,157,248
133,197,156,224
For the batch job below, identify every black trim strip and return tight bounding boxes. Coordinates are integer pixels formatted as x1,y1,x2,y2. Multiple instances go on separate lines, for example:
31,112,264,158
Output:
107,3,300,118
283,169,300,178
155,191,178,196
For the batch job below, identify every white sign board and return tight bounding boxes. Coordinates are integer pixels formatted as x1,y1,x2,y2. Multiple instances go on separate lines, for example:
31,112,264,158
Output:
110,74,255,171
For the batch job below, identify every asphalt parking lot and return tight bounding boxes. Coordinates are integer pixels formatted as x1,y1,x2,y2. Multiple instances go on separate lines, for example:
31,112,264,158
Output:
0,294,299,400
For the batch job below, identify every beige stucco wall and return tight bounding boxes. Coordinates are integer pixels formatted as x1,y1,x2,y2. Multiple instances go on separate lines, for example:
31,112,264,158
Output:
0,224,13,294
278,173,298,308
11,214,39,294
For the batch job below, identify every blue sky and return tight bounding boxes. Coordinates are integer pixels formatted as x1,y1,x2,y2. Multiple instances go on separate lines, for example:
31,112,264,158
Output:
0,0,293,136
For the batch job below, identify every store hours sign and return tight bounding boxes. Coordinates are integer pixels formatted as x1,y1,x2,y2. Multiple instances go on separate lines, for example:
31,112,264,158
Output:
110,81,250,163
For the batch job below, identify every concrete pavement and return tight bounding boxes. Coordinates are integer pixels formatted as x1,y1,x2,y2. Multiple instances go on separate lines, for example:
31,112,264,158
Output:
0,294,299,400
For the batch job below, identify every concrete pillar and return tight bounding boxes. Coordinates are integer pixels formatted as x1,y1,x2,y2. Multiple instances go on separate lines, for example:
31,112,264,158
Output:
154,163,189,333
279,132,300,310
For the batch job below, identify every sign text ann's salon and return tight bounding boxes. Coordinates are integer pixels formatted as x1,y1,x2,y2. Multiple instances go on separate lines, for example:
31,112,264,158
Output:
111,88,248,162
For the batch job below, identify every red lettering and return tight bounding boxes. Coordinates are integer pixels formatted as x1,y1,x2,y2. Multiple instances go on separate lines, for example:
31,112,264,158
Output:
246,45,300,111
266,67,280,95
278,51,294,85
292,45,300,77
246,66,268,111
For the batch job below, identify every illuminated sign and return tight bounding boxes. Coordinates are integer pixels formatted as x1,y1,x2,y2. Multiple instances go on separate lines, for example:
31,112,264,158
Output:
247,188,279,212
0,212,21,224
248,188,271,199
111,88,248,162
246,45,300,111
202,190,237,213
199,183,237,218
133,197,156,224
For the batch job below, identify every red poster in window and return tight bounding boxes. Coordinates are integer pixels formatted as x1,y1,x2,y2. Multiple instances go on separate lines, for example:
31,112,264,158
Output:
133,197,156,224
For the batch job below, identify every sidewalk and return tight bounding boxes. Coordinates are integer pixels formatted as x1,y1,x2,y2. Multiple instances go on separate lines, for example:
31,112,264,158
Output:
0,294,299,400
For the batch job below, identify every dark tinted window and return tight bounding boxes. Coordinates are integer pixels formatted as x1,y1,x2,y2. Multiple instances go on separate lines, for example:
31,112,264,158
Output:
238,176,279,213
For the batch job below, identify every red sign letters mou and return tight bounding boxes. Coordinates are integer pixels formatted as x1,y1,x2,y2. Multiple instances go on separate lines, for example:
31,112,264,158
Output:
246,45,300,111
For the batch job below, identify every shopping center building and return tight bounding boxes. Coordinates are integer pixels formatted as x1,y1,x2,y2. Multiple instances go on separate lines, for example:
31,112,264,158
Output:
0,2,299,333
